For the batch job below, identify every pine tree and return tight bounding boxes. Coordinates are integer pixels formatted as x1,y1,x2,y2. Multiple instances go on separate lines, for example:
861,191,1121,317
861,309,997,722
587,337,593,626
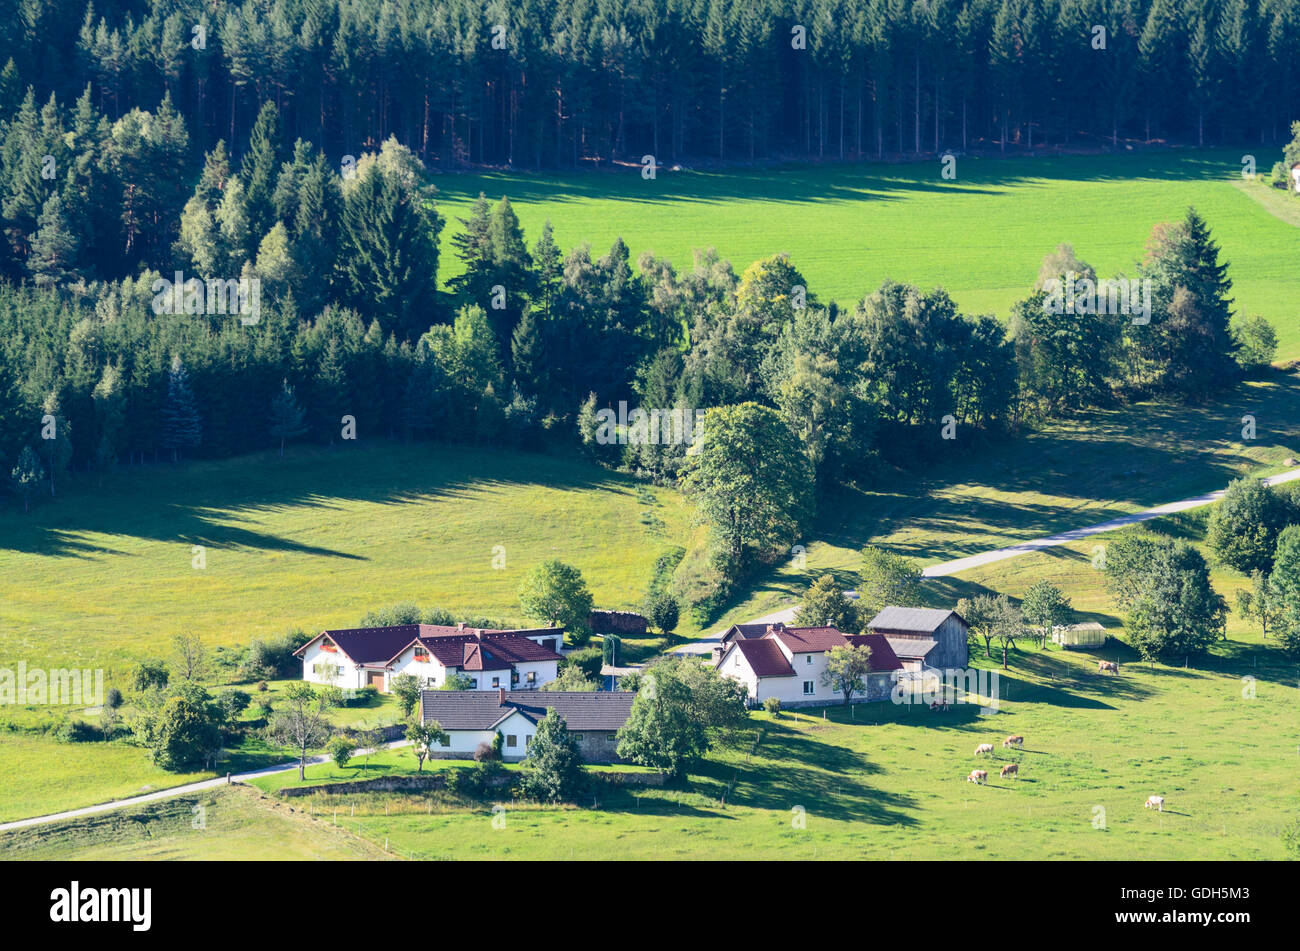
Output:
160,355,202,462
268,378,308,455
241,100,284,240
28,192,83,287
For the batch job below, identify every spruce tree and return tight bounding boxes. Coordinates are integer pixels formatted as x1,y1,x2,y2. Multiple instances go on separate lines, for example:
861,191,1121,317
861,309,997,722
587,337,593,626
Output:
160,356,203,462
28,193,82,287
268,378,308,455
241,100,284,240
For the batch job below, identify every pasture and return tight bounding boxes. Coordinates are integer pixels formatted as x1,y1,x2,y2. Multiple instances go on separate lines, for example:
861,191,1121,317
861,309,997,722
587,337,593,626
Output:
259,639,1297,860
434,148,1300,360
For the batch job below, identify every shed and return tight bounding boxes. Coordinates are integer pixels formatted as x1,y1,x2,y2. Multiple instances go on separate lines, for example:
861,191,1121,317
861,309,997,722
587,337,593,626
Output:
1051,622,1108,650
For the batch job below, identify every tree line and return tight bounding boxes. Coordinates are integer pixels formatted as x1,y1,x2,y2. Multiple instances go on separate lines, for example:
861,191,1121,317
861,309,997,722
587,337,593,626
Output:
4,0,1297,177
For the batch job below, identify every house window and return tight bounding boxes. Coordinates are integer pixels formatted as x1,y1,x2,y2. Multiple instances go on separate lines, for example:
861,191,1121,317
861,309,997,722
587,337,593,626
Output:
441,735,451,747
469,679,478,688
572,734,584,742
806,655,813,665
413,648,429,662
511,671,520,685
543,640,557,652
803,681,815,695
506,735,517,748
525,735,533,749
491,677,500,688
526,671,536,685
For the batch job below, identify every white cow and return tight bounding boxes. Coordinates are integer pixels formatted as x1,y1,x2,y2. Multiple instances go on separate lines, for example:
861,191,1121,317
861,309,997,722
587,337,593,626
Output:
967,769,988,785
975,743,995,756
1145,795,1165,812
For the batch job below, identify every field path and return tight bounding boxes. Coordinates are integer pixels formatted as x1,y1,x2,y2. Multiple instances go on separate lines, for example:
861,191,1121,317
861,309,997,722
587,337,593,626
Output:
921,467,1300,578
0,741,408,833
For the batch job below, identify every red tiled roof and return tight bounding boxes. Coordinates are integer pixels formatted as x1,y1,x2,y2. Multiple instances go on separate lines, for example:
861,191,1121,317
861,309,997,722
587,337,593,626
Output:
296,624,564,671
771,626,850,653
846,633,904,672
732,638,797,677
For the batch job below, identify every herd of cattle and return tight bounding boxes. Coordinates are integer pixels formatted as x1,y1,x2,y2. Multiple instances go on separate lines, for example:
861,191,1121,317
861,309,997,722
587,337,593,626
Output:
964,732,1167,811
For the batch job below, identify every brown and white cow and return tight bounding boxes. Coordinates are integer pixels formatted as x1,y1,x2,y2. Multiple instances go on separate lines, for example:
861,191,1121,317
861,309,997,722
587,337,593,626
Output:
1145,795,1164,812
975,743,995,756
1000,763,1019,780
1098,660,1119,674
967,769,988,785
1002,735,1024,749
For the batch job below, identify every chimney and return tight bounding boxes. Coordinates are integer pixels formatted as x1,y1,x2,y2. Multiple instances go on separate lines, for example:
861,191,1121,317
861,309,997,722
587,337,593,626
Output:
497,686,506,705
457,621,466,631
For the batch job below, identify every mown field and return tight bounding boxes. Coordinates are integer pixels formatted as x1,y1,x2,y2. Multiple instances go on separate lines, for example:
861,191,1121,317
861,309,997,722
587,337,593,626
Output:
0,442,690,676
434,148,1300,359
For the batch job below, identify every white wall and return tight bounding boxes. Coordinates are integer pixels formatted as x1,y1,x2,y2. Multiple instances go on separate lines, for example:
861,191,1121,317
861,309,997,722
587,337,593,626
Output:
716,642,851,705
301,640,365,689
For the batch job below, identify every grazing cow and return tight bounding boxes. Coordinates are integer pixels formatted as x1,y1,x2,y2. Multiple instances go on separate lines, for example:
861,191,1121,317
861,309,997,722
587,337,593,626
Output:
1098,660,1119,674
1000,763,1019,780
967,769,988,785
1145,795,1164,812
1002,735,1024,749
975,743,994,756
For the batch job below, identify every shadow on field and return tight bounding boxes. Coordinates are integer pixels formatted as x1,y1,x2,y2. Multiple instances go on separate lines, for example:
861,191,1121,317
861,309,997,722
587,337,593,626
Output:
680,722,918,826
811,372,1300,567
0,441,642,559
429,149,1248,212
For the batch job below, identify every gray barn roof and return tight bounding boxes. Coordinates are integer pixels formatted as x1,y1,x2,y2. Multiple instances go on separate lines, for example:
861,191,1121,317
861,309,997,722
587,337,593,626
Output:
868,606,963,634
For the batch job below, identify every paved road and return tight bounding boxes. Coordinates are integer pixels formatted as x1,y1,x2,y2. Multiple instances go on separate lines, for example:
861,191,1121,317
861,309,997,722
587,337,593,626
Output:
0,741,409,834
921,467,1300,578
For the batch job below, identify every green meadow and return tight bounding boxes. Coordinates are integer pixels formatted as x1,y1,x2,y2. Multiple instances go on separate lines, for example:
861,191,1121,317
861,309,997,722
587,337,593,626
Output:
434,148,1300,359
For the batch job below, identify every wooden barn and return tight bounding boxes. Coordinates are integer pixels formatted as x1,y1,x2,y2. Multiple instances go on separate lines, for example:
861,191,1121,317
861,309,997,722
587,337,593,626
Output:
866,606,969,671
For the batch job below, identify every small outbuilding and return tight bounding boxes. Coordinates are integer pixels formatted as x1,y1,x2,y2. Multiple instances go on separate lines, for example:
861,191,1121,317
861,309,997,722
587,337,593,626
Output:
1051,622,1108,650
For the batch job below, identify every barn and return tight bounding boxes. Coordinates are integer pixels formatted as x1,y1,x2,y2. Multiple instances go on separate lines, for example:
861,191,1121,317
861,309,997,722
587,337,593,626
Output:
866,606,969,671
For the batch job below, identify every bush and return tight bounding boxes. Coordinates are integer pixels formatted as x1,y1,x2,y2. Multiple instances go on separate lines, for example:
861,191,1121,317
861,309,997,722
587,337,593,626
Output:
562,646,603,682
130,659,170,692
445,759,507,799
256,680,269,693
53,718,100,743
241,630,312,680
763,697,782,718
104,687,123,710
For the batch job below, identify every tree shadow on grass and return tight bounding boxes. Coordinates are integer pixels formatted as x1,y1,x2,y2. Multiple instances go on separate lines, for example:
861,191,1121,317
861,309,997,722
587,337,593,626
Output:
0,440,649,560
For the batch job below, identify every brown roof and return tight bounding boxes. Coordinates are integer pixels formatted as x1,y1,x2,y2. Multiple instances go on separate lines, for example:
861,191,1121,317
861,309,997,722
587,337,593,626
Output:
845,633,904,672
771,625,849,653
732,639,797,677
295,624,563,671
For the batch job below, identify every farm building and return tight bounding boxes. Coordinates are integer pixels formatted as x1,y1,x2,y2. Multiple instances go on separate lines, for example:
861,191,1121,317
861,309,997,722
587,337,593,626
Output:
865,606,969,671
418,688,636,762
714,622,902,707
295,623,564,693
1051,622,1108,650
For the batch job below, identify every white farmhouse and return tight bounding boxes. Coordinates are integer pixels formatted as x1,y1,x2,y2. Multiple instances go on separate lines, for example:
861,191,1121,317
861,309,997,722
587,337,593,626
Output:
295,623,564,693
713,623,902,707
418,688,636,762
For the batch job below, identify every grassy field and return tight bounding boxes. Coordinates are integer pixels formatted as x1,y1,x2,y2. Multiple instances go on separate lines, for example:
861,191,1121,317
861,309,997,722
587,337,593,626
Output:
0,786,391,860
433,148,1300,359
0,441,690,676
